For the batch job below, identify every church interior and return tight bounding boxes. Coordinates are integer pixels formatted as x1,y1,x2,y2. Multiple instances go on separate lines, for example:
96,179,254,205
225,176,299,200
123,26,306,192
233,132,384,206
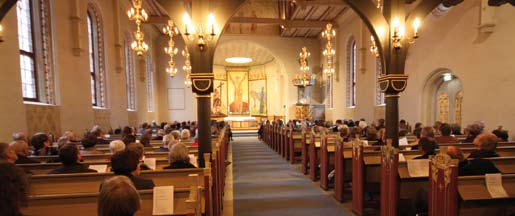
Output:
0,0,514,215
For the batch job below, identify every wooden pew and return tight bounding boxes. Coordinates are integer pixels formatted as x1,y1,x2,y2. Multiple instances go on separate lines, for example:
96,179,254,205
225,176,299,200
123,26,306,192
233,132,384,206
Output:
28,149,199,163
458,174,515,215
309,130,337,181
25,174,202,216
319,134,338,189
289,130,303,164
17,158,171,175
301,128,315,175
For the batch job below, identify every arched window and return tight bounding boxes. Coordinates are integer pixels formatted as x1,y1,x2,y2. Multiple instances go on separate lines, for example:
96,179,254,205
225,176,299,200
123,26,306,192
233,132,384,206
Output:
146,54,155,112
125,38,136,111
87,3,106,107
17,0,55,103
375,58,385,106
346,37,357,107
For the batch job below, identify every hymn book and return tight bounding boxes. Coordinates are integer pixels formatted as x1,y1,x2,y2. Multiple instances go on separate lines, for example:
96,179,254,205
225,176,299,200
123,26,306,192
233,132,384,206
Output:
88,164,107,173
485,173,509,198
153,186,174,215
407,159,429,177
144,158,157,170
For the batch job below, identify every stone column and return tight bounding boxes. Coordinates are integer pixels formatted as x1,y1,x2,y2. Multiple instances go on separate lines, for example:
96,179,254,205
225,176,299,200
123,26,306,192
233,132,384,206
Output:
191,73,214,168
378,74,408,147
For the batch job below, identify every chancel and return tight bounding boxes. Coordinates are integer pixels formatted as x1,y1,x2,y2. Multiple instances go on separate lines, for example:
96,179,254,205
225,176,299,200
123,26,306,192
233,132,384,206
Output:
0,0,514,216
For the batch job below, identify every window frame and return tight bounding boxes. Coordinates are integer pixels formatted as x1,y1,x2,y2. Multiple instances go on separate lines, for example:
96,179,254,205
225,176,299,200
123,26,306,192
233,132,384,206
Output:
346,37,357,108
146,55,155,112
18,0,40,102
125,38,136,111
86,2,106,108
87,12,98,107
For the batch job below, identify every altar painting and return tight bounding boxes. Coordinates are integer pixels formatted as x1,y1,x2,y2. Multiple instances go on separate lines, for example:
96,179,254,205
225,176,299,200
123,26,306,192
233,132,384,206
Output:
211,80,228,116
228,71,249,115
249,79,267,116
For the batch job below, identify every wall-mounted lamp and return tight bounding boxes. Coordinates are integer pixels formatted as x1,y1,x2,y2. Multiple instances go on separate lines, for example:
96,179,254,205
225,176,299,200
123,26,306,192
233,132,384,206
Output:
182,12,217,52
370,35,379,57
0,24,4,42
391,16,421,49
163,20,179,77
127,0,149,56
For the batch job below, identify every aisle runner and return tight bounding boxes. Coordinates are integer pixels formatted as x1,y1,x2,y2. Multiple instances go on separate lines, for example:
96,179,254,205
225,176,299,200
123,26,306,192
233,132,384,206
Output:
232,137,350,216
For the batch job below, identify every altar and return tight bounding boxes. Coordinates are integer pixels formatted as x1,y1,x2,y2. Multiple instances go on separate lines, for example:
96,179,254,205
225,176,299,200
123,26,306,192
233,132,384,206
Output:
223,116,259,130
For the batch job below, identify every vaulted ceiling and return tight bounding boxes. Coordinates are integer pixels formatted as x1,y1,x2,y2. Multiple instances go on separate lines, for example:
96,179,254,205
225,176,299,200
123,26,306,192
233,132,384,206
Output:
213,42,275,67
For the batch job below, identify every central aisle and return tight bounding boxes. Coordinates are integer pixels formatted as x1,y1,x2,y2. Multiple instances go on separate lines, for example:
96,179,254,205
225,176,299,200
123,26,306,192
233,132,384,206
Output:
231,137,350,216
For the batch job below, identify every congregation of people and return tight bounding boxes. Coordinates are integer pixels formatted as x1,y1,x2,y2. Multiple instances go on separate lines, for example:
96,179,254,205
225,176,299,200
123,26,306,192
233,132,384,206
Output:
0,120,228,216
260,118,509,177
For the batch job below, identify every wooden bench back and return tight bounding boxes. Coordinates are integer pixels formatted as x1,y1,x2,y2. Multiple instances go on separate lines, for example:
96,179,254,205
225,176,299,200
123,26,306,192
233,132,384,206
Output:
29,168,205,196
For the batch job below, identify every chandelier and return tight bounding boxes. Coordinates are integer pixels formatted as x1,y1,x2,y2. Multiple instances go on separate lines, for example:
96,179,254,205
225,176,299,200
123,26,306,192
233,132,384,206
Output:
321,23,336,76
163,20,179,77
182,12,217,52
292,47,314,87
182,49,192,88
127,0,149,56
0,23,4,42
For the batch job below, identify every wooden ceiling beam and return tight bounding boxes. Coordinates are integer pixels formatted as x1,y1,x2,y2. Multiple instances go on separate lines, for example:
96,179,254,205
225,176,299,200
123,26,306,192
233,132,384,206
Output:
295,0,346,6
229,17,337,28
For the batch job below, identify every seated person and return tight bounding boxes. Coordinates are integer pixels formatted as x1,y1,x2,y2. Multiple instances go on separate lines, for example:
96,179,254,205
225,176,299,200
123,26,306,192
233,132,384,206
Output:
181,129,191,142
413,137,437,159
110,150,155,190
492,126,509,142
109,140,125,154
435,123,459,144
164,143,196,169
153,129,165,140
126,143,151,170
463,123,482,143
468,132,499,158
171,130,181,141
91,125,110,144
139,129,153,147
80,132,103,155
10,141,38,164
30,133,52,156
122,134,137,145
0,143,18,163
98,175,140,216
155,136,178,152
12,132,28,143
0,163,29,216
446,146,468,168
48,144,97,174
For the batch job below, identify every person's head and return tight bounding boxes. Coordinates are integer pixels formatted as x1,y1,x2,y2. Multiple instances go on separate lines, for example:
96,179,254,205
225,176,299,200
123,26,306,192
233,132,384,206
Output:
366,127,378,141
338,125,350,138
335,119,342,125
439,123,452,136
109,140,126,154
12,132,27,142
56,136,71,150
181,129,191,141
465,123,482,139
10,141,30,157
171,130,181,140
169,143,190,164
446,146,465,162
358,121,368,129
349,127,361,139
30,133,50,150
126,142,145,160
399,119,407,127
419,137,437,155
91,125,104,138
421,126,435,139
492,127,509,142
0,163,29,215
59,144,81,166
81,132,97,149
98,175,140,216
162,134,175,147
450,123,462,135
414,122,423,129
0,143,18,163
122,126,134,136
473,132,498,152
413,127,422,139
122,135,137,145
433,121,443,132
140,129,152,146
158,129,165,136
62,131,77,141
111,150,141,176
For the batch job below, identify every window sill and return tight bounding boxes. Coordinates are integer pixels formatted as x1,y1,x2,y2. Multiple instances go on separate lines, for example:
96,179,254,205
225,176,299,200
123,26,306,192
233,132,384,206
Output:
376,104,386,107
93,106,108,110
23,101,56,106
127,109,137,112
347,106,356,109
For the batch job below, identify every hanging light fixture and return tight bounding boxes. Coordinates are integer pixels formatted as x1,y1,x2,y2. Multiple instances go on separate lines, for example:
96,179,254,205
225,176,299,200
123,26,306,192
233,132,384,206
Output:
182,12,217,52
182,49,192,88
292,47,314,88
321,23,336,76
163,20,179,77
127,0,149,56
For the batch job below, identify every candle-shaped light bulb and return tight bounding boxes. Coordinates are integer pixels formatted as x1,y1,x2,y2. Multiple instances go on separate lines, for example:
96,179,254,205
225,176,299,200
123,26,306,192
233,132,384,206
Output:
183,13,191,35
413,18,421,38
208,13,215,35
